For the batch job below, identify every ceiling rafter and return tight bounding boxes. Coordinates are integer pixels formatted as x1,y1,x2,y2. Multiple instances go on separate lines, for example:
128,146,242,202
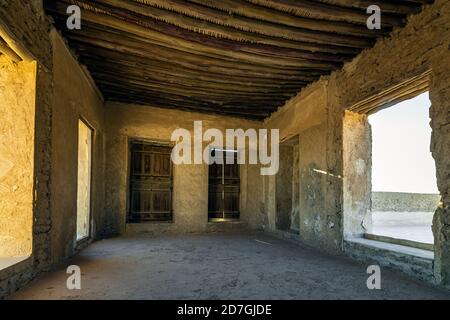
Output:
44,0,431,120
310,0,424,15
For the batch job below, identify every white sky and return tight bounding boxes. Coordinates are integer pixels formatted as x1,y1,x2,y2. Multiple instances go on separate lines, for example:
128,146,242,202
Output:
369,92,439,194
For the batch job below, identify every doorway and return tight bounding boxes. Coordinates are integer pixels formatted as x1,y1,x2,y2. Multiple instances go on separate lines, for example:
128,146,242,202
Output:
275,136,300,233
76,119,93,241
208,149,240,221
128,142,173,222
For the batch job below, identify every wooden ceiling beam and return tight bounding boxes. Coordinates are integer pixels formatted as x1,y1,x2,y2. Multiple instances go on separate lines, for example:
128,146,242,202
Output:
100,95,289,114
245,0,404,26
75,45,325,81
80,57,308,90
79,17,362,57
68,0,374,48
79,54,320,85
67,34,307,75
89,68,306,94
98,0,385,43
311,0,423,15
63,30,339,77
394,0,433,4
150,0,389,37
50,9,363,56
43,0,421,120
53,0,371,60
106,93,271,119
105,92,277,113
93,75,297,102
101,86,286,110
67,16,353,64
102,88,281,118
90,0,369,60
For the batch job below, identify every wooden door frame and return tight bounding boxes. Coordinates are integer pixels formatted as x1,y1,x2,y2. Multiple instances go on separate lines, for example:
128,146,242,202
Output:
126,138,174,224
207,147,241,222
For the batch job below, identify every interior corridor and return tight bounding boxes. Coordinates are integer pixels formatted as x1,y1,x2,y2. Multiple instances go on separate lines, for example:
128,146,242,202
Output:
1,0,450,300
10,232,449,300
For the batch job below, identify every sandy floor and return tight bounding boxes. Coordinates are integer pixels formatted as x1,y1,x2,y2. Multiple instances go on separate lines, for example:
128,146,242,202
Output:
9,232,450,300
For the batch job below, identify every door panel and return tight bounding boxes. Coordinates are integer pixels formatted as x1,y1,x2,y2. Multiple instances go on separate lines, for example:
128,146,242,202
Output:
129,143,173,222
208,150,240,220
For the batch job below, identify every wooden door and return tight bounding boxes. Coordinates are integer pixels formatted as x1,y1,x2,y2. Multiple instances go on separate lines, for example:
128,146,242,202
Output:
129,143,173,222
208,150,240,220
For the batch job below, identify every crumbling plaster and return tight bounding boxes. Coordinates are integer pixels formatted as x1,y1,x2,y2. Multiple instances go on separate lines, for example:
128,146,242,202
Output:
342,111,372,239
430,44,450,285
263,81,340,252
0,1,107,297
0,55,36,257
0,0,54,297
262,0,450,284
275,145,294,231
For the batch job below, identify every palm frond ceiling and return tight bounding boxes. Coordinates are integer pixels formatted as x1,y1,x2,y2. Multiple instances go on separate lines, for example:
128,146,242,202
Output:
44,0,432,120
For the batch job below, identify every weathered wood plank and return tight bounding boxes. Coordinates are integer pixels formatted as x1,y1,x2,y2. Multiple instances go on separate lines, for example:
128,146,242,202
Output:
90,68,305,94
51,1,360,65
44,0,420,119
80,54,318,86
246,0,404,26
313,0,423,14
147,0,388,36
83,59,308,90
99,0,382,44
64,31,338,74
99,83,291,106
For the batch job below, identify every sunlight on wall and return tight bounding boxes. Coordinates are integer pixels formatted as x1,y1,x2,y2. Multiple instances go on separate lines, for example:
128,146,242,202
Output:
76,120,92,241
369,92,438,194
0,55,36,258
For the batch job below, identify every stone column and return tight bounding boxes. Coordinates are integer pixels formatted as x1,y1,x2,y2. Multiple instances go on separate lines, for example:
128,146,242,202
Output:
430,46,450,285
32,63,54,271
342,110,372,239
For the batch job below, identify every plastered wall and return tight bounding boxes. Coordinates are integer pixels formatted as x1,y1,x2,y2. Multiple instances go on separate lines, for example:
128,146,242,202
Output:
0,0,54,297
263,82,341,251
275,145,294,231
343,111,372,239
50,30,105,263
103,102,263,235
261,0,450,283
1,1,107,296
0,55,36,257
330,0,450,284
